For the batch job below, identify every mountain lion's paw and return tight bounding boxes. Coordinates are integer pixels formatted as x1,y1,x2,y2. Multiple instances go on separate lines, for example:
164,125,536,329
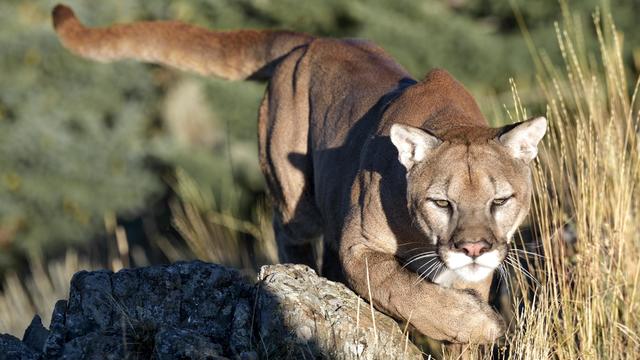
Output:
452,290,505,343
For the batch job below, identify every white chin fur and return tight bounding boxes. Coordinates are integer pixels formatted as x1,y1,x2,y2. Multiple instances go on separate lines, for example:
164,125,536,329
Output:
454,265,494,282
438,249,502,284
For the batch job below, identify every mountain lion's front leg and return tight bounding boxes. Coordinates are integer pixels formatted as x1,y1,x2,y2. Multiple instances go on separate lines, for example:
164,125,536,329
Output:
341,239,504,343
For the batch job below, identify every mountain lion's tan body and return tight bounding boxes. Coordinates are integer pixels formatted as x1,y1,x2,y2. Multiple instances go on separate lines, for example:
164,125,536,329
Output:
53,4,548,343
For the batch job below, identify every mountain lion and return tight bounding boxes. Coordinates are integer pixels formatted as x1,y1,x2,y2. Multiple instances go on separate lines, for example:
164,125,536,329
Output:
52,4,546,343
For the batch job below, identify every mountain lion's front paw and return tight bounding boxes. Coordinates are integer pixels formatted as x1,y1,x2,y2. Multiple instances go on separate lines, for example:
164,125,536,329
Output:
448,289,505,343
410,286,505,343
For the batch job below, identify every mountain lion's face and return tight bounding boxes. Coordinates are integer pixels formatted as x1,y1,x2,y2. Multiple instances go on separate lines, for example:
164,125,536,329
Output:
390,117,546,283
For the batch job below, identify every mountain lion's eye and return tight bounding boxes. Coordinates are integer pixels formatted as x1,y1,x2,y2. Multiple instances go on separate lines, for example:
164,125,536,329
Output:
434,199,450,208
492,197,510,206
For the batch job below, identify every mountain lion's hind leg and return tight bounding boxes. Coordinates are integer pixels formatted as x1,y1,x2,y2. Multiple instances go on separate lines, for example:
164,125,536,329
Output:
256,48,323,271
273,214,321,271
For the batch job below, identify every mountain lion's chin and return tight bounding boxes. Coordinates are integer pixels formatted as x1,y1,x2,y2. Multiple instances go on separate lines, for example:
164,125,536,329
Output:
433,263,496,286
454,264,495,283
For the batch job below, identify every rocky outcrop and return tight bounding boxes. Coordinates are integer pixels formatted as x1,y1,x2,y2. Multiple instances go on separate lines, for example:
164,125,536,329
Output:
1,261,422,359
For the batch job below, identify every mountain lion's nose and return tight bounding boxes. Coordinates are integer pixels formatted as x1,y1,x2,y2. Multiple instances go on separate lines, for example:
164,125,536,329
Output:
454,241,491,258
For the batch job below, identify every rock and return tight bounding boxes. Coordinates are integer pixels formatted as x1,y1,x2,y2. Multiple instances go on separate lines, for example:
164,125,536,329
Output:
154,327,228,360
257,264,422,360
1,261,422,359
0,334,39,360
61,333,126,360
42,300,66,358
22,315,50,353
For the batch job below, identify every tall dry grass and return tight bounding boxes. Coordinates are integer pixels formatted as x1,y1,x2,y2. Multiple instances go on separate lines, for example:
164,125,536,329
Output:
168,168,278,272
0,251,90,336
455,6,640,359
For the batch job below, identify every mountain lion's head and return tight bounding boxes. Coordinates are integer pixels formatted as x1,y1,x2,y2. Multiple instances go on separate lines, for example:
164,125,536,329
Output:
390,117,547,283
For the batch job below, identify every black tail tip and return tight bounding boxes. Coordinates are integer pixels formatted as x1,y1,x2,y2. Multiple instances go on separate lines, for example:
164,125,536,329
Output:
52,4,76,30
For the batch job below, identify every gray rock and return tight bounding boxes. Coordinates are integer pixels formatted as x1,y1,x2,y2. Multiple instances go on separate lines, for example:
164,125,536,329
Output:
65,270,114,338
228,298,254,357
42,300,66,358
0,334,39,360
61,333,125,360
154,327,227,360
22,315,50,354
256,264,423,360
1,261,422,359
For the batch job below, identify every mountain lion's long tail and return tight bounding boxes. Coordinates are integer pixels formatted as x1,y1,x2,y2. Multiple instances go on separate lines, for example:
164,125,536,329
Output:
52,4,313,80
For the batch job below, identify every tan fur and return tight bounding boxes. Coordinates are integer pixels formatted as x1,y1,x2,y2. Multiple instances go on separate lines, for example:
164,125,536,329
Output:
52,5,312,80
52,4,548,343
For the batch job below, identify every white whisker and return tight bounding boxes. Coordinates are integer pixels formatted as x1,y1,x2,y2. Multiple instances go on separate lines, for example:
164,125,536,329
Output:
401,251,438,269
498,263,512,295
504,255,541,287
424,261,442,282
414,259,443,284
510,248,545,259
397,242,431,248
430,262,445,281
415,257,439,274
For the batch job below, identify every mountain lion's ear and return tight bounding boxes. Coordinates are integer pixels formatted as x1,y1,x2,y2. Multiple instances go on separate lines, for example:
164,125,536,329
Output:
498,116,547,163
390,124,442,171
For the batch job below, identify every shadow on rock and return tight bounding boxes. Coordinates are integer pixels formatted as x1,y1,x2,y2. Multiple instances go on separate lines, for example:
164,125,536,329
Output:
1,261,422,360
